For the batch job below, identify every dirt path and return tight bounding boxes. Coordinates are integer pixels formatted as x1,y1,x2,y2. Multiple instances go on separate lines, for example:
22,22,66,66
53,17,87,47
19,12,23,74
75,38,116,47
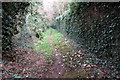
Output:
47,30,65,78
3,30,119,78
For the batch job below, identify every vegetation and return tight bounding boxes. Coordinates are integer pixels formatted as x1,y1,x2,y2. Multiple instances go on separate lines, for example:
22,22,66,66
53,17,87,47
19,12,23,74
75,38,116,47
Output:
2,1,120,79
34,28,64,63
2,2,30,58
34,28,63,53
55,2,120,72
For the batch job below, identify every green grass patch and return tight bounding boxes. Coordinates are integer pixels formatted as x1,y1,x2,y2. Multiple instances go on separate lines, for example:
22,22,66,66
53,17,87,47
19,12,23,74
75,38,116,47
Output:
34,28,64,53
34,28,64,61
34,28,76,65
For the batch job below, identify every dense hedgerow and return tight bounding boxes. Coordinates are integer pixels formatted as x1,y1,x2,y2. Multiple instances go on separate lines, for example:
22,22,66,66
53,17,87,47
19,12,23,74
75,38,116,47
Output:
55,2,120,71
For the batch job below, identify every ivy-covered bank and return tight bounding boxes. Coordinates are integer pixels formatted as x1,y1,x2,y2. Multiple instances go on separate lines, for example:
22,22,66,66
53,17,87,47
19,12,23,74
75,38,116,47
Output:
2,2,30,58
55,2,120,71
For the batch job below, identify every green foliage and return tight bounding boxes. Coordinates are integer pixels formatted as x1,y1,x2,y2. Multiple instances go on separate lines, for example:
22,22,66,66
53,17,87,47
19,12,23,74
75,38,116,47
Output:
2,2,30,56
34,28,64,62
29,2,42,16
55,2,120,71
69,2,90,13
27,2,49,40
34,28,64,53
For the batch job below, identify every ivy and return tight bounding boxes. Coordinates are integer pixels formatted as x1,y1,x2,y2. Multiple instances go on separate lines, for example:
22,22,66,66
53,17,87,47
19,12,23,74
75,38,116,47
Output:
55,2,120,72
2,2,30,57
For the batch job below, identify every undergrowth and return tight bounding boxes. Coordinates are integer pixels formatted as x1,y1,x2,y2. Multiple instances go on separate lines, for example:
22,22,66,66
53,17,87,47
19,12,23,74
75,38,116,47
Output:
34,28,64,62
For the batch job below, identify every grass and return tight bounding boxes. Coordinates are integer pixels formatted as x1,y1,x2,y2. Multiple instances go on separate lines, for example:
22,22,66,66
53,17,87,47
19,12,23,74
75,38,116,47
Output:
33,28,89,78
34,28,64,53
34,28,75,63
34,28,64,61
